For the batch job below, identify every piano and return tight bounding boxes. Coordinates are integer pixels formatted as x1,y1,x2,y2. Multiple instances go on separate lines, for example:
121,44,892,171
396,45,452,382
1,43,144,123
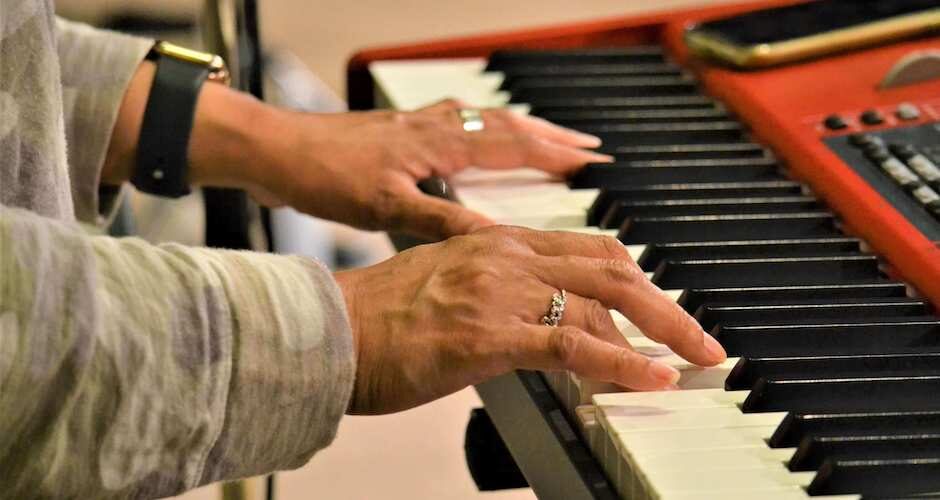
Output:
347,0,940,498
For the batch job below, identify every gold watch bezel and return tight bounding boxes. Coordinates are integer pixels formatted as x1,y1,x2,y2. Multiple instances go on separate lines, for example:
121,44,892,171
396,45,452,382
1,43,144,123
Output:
152,40,231,85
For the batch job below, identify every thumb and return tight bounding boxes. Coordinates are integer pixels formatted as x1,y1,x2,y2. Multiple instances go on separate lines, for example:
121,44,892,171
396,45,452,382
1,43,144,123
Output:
394,191,495,241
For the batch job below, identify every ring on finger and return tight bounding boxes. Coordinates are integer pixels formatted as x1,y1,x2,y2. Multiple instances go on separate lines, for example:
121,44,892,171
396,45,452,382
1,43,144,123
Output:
541,289,567,327
458,108,485,132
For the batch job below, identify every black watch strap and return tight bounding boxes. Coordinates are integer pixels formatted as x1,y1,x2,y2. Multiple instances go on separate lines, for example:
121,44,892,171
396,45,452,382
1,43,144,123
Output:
132,56,211,198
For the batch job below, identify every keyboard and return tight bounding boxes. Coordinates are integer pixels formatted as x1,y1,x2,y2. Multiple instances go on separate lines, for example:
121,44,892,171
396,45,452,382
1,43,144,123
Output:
357,2,940,498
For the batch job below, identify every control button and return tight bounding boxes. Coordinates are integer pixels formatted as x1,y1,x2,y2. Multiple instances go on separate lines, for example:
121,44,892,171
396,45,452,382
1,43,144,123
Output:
896,103,921,121
864,146,892,163
824,114,848,130
860,109,884,126
889,143,919,160
880,157,923,189
849,133,877,147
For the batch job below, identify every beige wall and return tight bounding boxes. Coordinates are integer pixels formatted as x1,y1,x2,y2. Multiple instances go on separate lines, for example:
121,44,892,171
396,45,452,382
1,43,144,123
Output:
57,0,738,97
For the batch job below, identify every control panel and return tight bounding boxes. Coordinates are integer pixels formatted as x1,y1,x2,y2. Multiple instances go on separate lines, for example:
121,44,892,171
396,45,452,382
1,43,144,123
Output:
826,122,940,240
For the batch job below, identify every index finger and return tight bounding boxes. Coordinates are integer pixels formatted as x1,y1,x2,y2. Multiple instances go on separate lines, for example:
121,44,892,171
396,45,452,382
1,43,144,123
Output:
527,254,727,367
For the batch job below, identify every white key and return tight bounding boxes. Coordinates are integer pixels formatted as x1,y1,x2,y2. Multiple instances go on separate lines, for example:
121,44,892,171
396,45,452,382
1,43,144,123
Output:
594,388,748,413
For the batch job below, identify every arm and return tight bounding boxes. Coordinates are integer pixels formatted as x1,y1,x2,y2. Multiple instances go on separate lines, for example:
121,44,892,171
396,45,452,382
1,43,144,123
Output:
0,204,355,498
99,52,613,240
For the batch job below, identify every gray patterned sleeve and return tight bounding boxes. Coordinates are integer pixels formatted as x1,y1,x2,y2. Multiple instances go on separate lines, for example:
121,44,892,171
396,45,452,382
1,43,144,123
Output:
55,17,152,225
0,204,356,498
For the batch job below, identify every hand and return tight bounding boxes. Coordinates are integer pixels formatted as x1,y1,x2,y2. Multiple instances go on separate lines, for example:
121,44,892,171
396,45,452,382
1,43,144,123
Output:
254,99,613,240
334,226,727,415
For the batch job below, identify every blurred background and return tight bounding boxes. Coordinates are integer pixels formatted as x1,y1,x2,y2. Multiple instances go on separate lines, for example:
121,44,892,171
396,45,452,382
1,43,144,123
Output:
54,1,729,498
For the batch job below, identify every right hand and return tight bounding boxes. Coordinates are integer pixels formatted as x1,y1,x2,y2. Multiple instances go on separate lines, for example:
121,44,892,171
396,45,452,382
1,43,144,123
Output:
334,226,727,415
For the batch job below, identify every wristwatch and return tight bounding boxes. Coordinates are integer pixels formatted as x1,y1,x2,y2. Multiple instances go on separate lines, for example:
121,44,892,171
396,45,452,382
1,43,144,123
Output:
132,41,230,198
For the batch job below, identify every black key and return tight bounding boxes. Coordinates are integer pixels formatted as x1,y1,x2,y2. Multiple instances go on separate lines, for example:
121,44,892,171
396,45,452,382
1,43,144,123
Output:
637,238,860,271
618,213,839,244
600,196,820,228
653,256,880,290
678,282,908,314
807,458,940,497
540,107,730,125
727,352,940,391
741,376,940,413
791,434,940,471
572,159,782,189
508,76,698,101
612,142,768,161
698,296,924,331
770,411,940,448
716,318,940,358
497,63,682,89
527,95,716,113
486,47,666,72
588,181,802,225
576,121,744,147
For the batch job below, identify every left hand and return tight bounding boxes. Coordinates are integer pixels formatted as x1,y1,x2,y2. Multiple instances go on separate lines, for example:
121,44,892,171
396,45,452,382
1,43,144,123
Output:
252,99,613,240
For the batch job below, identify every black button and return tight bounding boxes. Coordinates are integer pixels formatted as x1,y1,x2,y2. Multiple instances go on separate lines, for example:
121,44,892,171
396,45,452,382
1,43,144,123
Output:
860,109,884,125
889,143,919,160
824,114,848,130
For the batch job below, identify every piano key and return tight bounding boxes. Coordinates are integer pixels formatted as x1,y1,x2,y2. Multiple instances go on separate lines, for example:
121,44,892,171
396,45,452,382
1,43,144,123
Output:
638,238,862,272
588,180,804,225
612,142,769,161
594,388,748,412
790,434,940,472
726,352,940,391
770,411,940,449
717,318,940,358
527,95,717,113
678,282,908,314
485,47,666,72
698,297,926,332
741,376,940,413
576,121,746,147
600,195,822,227
806,458,940,497
573,160,783,189
618,213,840,244
508,76,699,101
495,62,683,89
540,107,731,125
653,256,881,290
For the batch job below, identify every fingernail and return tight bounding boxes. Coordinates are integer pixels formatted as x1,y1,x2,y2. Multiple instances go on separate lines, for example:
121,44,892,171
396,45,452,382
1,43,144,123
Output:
648,361,681,385
577,134,603,147
703,334,727,363
593,153,615,163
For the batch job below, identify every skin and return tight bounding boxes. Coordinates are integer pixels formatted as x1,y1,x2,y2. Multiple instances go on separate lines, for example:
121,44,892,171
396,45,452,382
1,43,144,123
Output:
103,61,727,415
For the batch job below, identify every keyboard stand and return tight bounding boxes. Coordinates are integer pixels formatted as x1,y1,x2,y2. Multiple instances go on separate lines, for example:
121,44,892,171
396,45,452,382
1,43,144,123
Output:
476,371,617,500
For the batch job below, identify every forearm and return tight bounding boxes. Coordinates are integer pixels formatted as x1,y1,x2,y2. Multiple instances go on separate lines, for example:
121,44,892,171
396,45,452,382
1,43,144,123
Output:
0,204,355,497
101,61,299,192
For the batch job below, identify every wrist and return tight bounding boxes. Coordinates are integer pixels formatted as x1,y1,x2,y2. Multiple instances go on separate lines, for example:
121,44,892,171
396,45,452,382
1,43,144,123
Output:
333,269,362,359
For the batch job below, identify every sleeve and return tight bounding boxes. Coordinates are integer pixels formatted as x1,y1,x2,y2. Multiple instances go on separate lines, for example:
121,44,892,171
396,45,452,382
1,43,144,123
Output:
0,204,356,499
54,17,152,225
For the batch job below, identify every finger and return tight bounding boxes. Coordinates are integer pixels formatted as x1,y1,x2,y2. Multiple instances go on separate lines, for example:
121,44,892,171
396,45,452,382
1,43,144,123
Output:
392,190,495,240
500,227,635,261
467,132,613,173
501,112,604,149
513,324,679,391
528,254,726,367
558,292,633,350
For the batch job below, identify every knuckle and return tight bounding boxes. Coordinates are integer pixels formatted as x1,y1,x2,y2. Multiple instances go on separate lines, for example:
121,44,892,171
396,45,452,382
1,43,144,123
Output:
614,350,645,378
586,300,611,331
549,327,582,366
601,259,643,286
595,235,629,260
438,98,461,110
